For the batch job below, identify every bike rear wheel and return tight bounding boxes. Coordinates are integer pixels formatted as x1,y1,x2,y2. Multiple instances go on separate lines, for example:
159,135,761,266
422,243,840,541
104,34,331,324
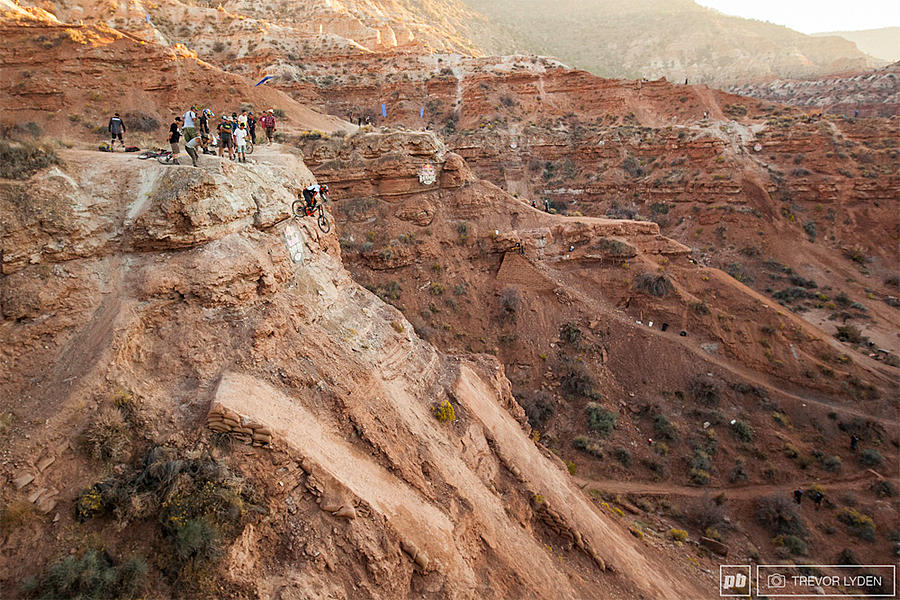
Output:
245,142,254,155
291,200,305,219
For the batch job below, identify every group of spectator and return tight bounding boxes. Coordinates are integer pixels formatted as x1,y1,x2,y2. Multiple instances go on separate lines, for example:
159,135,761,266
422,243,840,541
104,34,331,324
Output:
109,106,280,167
168,106,278,166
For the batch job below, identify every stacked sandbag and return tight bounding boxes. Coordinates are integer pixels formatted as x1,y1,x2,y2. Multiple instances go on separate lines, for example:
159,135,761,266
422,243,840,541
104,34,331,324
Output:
206,403,273,447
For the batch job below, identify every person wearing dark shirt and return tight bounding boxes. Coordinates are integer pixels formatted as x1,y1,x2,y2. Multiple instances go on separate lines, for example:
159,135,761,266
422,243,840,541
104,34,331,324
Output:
108,113,126,150
216,116,235,160
169,117,183,160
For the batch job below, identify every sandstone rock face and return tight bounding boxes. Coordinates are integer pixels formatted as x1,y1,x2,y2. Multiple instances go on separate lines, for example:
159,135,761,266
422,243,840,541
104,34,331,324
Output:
0,149,707,599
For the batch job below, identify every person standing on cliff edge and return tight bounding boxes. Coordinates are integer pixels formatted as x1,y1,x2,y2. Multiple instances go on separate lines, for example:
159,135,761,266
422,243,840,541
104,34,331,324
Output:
108,113,126,150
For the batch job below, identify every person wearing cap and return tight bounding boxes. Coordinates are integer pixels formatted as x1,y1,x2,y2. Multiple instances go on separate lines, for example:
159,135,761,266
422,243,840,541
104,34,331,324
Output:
234,121,249,163
216,116,235,160
182,106,197,141
184,133,204,168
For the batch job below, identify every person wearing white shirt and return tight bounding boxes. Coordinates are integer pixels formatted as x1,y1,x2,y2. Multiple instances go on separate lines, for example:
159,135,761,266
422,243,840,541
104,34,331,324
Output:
182,106,197,141
234,123,249,163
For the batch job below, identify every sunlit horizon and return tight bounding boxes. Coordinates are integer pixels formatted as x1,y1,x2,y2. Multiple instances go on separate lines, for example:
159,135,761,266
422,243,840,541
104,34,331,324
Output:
694,0,900,34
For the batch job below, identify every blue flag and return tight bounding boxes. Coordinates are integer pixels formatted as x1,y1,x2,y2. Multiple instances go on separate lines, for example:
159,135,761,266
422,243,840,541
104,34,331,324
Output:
381,103,387,118
420,107,425,119
145,14,151,23
255,76,275,87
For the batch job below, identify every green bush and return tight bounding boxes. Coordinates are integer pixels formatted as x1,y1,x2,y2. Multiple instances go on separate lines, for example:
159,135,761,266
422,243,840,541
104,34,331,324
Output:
756,495,808,538
837,507,876,541
559,322,582,345
0,140,60,179
689,468,710,485
633,273,674,297
614,447,632,467
774,534,807,555
80,406,131,463
518,391,554,429
872,480,896,498
731,420,754,442
822,455,842,472
174,517,223,562
561,363,599,400
572,435,603,459
858,449,882,467
586,404,617,437
668,528,689,542
653,414,678,441
22,549,146,599
689,376,722,406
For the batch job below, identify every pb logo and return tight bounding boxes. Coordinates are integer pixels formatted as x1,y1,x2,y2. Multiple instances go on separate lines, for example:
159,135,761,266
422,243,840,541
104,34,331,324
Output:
720,565,751,597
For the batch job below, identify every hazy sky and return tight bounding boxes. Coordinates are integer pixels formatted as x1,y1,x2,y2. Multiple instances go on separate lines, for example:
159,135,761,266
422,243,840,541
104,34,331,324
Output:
695,0,900,34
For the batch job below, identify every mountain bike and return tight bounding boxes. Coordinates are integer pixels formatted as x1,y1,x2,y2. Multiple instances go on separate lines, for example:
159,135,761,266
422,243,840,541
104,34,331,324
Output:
156,151,180,165
137,149,166,160
291,200,330,233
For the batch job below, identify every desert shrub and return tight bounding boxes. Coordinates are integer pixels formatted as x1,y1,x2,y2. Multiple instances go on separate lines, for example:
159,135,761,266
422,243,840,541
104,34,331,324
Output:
835,325,868,345
729,460,748,483
621,155,644,178
499,287,521,319
803,221,817,241
0,501,36,533
731,420,754,443
822,455,842,472
726,262,752,284
838,548,860,565
519,391,554,429
124,112,159,132
756,495,808,538
586,403,617,437
561,363,599,400
559,322,582,345
773,534,807,555
858,449,882,467
689,376,722,406
633,273,674,297
174,516,222,562
0,140,59,179
653,414,679,441
572,436,603,459
784,444,799,459
667,528,689,542
22,549,146,600
837,507,876,540
432,400,455,423
614,447,632,467
564,460,577,475
80,406,131,463
872,480,895,498
689,467,710,485
272,108,285,118
594,238,636,258
687,494,728,531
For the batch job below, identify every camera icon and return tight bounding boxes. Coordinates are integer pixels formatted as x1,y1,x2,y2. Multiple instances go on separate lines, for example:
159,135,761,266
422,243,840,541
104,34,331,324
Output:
768,573,787,588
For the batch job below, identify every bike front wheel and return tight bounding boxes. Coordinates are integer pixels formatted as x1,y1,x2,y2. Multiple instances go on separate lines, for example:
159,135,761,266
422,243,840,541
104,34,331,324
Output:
317,206,331,233
245,142,254,155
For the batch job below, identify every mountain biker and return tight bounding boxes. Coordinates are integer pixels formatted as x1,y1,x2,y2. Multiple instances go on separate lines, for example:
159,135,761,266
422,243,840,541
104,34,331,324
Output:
199,108,213,136
168,116,183,161
108,113,126,150
302,184,328,213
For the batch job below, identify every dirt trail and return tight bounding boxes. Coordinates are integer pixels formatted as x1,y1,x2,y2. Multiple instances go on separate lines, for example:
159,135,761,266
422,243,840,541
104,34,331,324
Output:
578,471,899,500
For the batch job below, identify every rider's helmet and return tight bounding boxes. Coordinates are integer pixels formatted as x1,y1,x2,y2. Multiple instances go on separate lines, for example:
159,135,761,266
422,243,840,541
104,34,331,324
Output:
320,184,329,195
